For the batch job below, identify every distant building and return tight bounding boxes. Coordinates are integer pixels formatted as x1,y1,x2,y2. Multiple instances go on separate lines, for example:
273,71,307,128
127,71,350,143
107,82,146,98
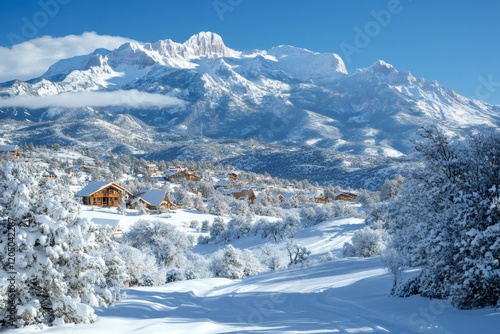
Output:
334,192,357,202
164,167,201,182
65,165,98,174
42,170,58,179
0,145,19,158
76,181,132,207
230,188,257,203
278,192,298,202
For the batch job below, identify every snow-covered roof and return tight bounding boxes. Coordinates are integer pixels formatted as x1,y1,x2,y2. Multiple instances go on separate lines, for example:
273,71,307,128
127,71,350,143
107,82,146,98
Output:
140,190,168,206
76,181,111,196
43,170,58,177
215,179,231,187
306,190,324,198
76,181,131,197
252,190,262,198
0,145,17,152
165,169,181,177
282,192,297,201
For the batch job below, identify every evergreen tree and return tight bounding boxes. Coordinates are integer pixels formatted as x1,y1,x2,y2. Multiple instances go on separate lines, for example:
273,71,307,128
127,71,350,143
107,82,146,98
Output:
0,159,126,327
386,128,500,309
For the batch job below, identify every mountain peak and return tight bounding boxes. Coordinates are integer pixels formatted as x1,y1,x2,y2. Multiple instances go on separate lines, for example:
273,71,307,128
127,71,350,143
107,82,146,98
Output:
182,31,238,58
152,31,239,59
369,60,397,74
355,59,417,85
185,31,224,46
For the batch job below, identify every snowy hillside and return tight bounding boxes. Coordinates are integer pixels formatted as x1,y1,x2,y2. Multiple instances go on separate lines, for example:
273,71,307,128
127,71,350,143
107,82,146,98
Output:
1,32,499,159
2,140,500,333
9,211,499,334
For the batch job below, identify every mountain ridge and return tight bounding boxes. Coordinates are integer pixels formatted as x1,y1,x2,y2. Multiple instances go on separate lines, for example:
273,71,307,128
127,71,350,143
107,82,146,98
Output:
0,31,498,163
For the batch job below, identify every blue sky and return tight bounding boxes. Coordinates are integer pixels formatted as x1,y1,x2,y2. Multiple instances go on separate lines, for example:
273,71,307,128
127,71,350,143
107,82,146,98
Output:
1,0,499,104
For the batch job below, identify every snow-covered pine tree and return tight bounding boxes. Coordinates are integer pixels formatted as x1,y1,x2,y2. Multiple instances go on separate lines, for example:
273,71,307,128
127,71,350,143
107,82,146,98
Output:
386,127,500,309
0,159,127,327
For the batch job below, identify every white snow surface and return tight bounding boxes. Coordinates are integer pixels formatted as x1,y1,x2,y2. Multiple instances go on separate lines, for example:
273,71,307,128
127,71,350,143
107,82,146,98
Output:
11,208,500,333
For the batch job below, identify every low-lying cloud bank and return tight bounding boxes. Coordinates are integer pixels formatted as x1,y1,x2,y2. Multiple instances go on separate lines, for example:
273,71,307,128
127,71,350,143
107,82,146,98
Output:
0,90,184,109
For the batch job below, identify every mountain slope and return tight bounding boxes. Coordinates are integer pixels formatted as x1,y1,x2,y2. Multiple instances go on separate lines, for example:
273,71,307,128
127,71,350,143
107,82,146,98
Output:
0,31,499,159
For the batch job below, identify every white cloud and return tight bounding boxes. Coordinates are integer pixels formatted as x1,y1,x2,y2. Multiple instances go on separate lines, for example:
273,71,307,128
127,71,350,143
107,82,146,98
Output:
0,32,134,83
0,90,185,109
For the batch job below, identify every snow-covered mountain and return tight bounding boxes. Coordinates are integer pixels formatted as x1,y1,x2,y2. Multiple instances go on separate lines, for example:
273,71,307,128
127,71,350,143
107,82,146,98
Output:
0,31,499,158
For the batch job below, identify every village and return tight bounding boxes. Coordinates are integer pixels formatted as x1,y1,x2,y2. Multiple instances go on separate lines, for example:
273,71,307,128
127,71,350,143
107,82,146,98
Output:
0,143,360,236
74,164,357,211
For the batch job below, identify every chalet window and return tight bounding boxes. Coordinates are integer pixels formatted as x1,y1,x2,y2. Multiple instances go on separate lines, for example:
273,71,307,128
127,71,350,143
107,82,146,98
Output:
96,198,101,203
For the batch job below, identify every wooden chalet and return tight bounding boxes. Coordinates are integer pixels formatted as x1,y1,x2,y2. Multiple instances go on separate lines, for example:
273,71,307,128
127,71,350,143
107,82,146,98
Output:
76,181,132,207
334,192,358,202
230,188,257,203
214,178,232,189
165,168,201,182
0,145,19,158
147,164,160,174
65,164,98,174
278,192,298,202
306,190,330,204
42,170,58,179
138,189,175,210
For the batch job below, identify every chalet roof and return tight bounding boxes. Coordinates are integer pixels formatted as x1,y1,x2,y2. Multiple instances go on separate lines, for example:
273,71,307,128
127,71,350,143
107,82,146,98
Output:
252,190,262,198
140,189,168,206
306,190,324,199
215,179,231,187
43,170,58,177
68,164,97,171
282,192,297,201
76,181,131,197
334,191,358,198
0,145,17,152
165,169,182,177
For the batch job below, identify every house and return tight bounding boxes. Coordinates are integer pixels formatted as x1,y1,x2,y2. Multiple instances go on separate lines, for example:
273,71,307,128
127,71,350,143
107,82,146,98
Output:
0,145,19,158
76,181,132,207
230,188,257,203
42,170,58,179
214,178,232,189
138,189,175,210
147,164,160,174
165,168,201,182
278,192,298,202
65,164,98,174
305,190,329,204
334,192,358,202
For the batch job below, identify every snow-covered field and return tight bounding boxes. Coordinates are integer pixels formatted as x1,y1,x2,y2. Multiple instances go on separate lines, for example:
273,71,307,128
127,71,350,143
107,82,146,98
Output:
11,209,500,333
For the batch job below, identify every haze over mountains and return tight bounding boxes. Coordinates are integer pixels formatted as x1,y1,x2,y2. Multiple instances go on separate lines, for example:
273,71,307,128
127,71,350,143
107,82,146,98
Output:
0,32,499,187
